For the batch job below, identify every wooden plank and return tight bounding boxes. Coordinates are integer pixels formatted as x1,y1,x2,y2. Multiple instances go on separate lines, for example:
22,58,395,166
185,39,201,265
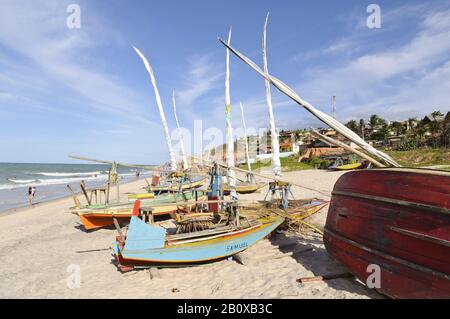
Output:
297,272,353,284
106,170,111,205
80,181,91,206
66,185,81,208
113,217,125,242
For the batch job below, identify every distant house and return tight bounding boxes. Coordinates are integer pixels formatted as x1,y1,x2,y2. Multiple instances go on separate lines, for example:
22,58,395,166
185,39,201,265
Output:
386,136,404,149
279,141,292,152
421,113,446,125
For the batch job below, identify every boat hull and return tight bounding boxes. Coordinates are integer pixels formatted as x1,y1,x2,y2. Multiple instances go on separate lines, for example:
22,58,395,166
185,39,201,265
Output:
223,182,265,194
146,176,207,193
324,168,450,298
115,215,284,269
335,163,362,170
79,205,179,230
77,192,206,230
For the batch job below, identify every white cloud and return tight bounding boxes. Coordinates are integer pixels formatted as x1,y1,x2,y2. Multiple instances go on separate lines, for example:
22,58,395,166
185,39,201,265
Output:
293,8,450,122
177,54,222,107
0,0,157,125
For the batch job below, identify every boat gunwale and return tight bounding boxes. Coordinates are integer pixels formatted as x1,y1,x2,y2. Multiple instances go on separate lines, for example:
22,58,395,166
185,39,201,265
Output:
332,190,450,215
324,227,450,281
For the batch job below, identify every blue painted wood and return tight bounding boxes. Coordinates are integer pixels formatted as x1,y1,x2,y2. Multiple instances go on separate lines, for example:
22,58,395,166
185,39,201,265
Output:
116,216,284,264
123,216,166,250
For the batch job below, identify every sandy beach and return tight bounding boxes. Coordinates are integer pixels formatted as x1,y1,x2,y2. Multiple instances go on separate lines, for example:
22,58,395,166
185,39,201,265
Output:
0,169,382,299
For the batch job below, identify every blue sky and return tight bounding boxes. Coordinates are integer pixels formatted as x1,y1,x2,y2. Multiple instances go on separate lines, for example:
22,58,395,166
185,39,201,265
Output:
0,0,449,164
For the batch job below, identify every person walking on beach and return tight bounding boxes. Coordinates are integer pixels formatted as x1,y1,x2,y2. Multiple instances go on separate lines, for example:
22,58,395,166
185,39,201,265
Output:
28,186,36,207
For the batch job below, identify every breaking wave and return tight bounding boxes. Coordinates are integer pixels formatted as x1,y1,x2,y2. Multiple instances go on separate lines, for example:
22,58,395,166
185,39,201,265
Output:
36,171,102,177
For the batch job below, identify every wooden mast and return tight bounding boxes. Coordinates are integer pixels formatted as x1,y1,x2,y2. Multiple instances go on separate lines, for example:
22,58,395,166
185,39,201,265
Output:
225,27,238,200
239,101,252,172
172,89,188,170
263,13,282,178
133,46,178,172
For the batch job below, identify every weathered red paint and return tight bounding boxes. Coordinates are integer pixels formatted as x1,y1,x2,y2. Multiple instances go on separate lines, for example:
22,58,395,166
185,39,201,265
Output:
324,168,450,299
132,200,141,217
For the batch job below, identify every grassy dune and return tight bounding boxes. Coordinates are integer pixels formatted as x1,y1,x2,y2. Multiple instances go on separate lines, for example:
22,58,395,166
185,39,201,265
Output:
384,148,450,167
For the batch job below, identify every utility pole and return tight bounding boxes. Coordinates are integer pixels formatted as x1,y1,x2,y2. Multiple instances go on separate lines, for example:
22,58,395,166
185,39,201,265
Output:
332,95,336,119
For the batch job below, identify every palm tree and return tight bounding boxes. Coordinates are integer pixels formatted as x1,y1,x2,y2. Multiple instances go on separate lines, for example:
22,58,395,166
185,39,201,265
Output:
391,121,404,136
429,111,444,148
346,120,359,134
369,114,379,139
431,110,444,120
407,117,417,133
358,119,365,139
369,114,379,129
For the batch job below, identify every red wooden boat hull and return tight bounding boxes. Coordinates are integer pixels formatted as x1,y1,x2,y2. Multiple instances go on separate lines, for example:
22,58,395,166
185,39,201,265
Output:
324,168,450,299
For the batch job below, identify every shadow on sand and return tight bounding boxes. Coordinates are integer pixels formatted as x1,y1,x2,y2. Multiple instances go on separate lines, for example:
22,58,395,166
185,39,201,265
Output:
269,231,384,299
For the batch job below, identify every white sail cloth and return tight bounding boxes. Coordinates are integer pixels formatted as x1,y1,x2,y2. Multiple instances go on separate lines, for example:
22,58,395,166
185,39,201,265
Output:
134,47,178,171
225,28,238,200
217,39,400,167
172,90,188,170
263,13,282,177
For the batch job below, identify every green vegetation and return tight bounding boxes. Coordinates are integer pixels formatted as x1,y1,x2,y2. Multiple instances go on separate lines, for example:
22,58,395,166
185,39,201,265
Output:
240,155,314,172
384,148,450,167
345,110,449,149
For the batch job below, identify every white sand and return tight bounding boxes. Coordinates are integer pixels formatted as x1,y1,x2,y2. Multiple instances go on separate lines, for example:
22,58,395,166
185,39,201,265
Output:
0,170,382,298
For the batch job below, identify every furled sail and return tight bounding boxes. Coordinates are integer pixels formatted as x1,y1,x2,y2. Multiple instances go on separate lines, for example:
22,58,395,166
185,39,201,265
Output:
217,39,400,167
225,28,238,200
263,13,282,177
134,47,178,171
172,89,188,170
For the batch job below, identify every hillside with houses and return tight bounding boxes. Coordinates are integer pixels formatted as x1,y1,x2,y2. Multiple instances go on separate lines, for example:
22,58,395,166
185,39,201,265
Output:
207,110,450,169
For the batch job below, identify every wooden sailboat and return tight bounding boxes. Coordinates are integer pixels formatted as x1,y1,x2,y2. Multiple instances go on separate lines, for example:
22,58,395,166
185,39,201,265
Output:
114,163,328,270
72,190,207,230
115,199,284,270
144,173,208,193
223,181,266,194
324,168,450,298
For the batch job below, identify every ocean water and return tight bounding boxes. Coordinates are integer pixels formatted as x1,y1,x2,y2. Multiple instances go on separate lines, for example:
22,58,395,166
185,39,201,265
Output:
0,163,151,212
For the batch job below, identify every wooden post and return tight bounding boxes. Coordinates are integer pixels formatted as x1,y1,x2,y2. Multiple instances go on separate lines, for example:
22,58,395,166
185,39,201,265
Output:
116,179,120,204
106,170,111,205
80,180,91,206
66,185,81,208
297,272,353,284
113,217,124,242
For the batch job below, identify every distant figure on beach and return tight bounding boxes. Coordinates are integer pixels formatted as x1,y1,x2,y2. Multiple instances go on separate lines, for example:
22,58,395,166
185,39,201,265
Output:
28,186,36,207
135,171,140,179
